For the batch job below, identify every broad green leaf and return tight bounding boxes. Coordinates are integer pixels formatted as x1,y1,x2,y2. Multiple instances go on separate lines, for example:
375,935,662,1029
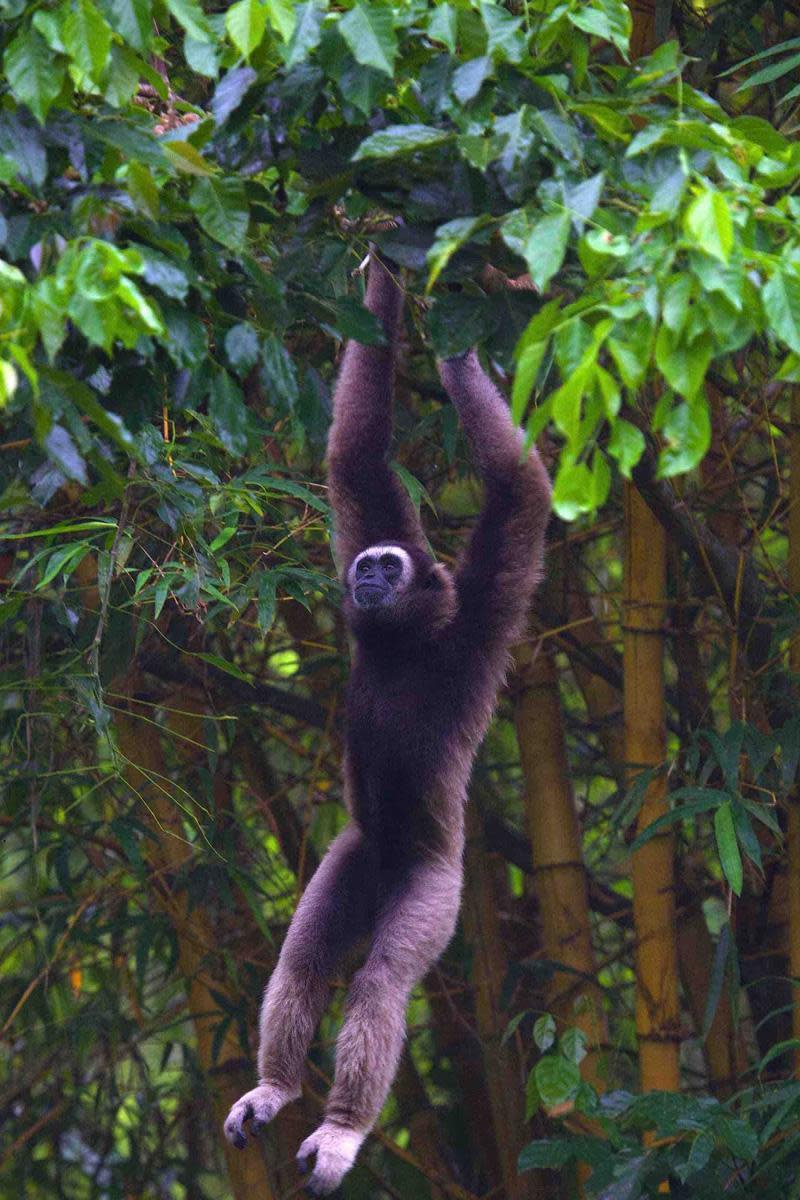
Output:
63,0,112,81
44,424,88,485
352,124,451,161
763,270,800,354
190,178,249,249
552,459,593,520
208,371,250,455
657,397,711,477
452,56,492,104
427,3,457,52
533,1013,556,1050
163,142,215,176
524,211,570,292
4,28,66,123
265,0,295,40
714,802,743,895
339,3,397,77
607,418,645,479
261,336,299,407
0,360,19,404
226,0,268,58
655,326,713,399
425,216,488,292
568,0,631,55
165,0,213,42
684,189,733,262
480,1,525,63
534,1055,581,1107
107,0,152,53
225,324,260,372
560,1028,588,1065
283,0,324,67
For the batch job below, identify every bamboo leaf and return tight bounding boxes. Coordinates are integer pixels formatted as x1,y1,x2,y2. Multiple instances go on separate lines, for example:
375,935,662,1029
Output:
714,801,743,895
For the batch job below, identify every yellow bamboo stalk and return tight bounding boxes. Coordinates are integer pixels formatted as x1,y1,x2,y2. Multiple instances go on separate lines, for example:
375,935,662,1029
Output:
789,392,800,1076
514,638,607,1085
624,484,681,1097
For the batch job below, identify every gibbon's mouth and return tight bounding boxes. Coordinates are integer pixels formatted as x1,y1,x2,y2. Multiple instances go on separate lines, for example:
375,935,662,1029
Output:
354,584,392,608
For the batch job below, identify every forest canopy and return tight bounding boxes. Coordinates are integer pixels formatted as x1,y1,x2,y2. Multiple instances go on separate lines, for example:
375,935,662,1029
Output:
3,1,800,1198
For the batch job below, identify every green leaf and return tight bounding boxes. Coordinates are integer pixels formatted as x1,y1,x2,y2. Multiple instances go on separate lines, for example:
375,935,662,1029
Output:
283,0,324,67
225,323,260,372
226,0,268,58
265,0,295,41
714,801,743,896
425,216,489,292
4,28,66,123
533,1013,556,1051
352,124,452,161
339,3,397,76
512,341,548,424
480,1,525,63
208,371,250,456
190,178,249,249
534,1055,581,1107
552,459,593,520
427,3,457,52
107,0,152,54
261,336,299,408
568,0,631,55
165,0,213,42
738,50,800,90
607,418,645,479
44,424,88,485
763,270,800,354
63,0,113,81
657,396,711,477
654,326,713,399
35,542,92,590
524,211,570,292
560,1028,588,1064
684,189,733,262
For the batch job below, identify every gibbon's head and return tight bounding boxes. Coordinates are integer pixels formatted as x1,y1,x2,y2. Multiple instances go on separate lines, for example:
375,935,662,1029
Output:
343,542,456,638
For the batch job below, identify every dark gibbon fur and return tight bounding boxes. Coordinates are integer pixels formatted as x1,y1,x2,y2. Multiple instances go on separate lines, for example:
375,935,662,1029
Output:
224,253,552,1194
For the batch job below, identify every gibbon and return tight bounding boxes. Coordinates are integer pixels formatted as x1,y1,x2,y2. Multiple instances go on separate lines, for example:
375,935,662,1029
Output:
225,252,551,1194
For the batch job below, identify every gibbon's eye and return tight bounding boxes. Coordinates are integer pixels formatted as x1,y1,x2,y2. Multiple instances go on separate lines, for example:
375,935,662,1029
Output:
356,557,374,576
380,554,402,580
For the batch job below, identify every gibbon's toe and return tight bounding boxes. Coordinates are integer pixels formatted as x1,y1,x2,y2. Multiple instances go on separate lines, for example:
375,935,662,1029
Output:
296,1124,363,1195
224,1084,295,1148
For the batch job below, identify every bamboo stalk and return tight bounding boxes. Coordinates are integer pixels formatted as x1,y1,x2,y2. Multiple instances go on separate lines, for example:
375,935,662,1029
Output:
514,638,607,1086
789,392,800,1076
461,806,546,1200
114,678,278,1200
624,484,681,1098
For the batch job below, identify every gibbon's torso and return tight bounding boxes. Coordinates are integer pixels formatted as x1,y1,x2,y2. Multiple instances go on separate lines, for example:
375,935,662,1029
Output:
344,624,502,865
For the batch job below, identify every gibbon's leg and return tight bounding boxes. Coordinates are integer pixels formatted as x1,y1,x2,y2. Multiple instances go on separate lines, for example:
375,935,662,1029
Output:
224,824,378,1149
296,854,463,1195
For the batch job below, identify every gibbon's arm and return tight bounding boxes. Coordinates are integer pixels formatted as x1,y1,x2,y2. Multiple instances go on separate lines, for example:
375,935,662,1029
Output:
326,254,426,571
438,349,552,645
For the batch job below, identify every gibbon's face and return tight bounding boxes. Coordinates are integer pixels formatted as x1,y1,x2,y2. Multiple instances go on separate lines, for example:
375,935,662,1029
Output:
349,544,412,610
344,542,457,636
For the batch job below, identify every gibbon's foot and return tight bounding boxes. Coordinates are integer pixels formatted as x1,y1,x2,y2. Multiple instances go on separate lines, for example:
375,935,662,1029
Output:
296,1122,364,1195
223,1083,299,1149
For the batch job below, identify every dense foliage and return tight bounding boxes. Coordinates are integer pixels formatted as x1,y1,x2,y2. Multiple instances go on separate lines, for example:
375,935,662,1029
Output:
3,1,800,1198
